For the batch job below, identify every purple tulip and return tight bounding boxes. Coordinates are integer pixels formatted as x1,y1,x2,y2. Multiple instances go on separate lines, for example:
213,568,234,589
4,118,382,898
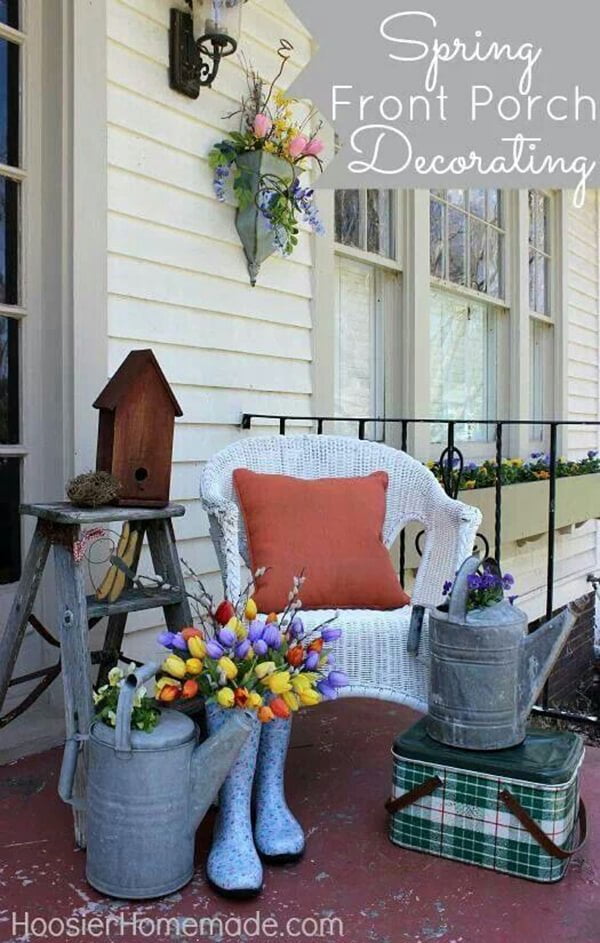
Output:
289,616,304,640
263,624,282,649
328,670,350,688
235,639,251,659
157,631,176,648
218,627,236,648
317,679,338,700
253,639,268,656
305,651,320,671
321,627,341,643
248,620,265,643
206,639,224,659
171,633,188,651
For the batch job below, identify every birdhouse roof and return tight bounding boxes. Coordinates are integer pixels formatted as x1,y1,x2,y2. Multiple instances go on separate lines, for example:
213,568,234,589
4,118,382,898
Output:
93,349,183,416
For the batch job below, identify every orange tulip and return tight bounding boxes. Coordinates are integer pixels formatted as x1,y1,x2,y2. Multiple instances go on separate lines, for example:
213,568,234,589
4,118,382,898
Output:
286,645,304,667
266,612,279,624
182,679,199,699
181,627,203,641
234,687,249,707
157,684,180,703
308,638,324,654
258,705,275,723
270,696,291,719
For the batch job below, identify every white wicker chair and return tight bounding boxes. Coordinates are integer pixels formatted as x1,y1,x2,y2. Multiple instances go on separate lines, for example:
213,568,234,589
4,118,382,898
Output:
200,435,481,712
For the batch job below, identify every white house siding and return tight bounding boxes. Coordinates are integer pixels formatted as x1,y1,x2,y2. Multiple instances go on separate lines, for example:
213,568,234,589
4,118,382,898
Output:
105,0,314,647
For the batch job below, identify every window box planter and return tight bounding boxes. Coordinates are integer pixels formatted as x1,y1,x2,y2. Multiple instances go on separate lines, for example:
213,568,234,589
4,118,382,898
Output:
402,473,600,569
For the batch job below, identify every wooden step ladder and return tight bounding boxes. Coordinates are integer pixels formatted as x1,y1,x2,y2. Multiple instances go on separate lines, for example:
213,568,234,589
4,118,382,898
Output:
0,502,193,847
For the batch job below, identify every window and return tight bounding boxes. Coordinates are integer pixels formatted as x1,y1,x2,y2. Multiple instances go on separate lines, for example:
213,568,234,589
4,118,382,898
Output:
334,190,400,439
528,190,555,439
430,189,504,298
0,1,22,585
335,190,396,260
429,190,507,444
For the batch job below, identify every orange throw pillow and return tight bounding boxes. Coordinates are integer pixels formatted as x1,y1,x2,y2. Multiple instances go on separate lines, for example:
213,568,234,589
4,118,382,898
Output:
233,468,410,612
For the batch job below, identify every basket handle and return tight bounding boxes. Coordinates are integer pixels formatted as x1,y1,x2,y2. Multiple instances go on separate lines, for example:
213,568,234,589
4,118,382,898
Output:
385,775,442,814
500,788,588,860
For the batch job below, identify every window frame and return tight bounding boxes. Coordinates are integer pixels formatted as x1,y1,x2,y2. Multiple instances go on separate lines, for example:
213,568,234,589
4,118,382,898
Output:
0,4,26,588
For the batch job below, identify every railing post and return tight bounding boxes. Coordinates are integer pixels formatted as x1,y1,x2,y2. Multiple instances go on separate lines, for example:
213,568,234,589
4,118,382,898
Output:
545,422,558,623
494,423,503,564
358,419,366,440
279,417,287,436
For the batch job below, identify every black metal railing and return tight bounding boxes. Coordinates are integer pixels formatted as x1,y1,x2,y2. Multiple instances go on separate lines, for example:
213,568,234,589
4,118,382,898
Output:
241,413,600,728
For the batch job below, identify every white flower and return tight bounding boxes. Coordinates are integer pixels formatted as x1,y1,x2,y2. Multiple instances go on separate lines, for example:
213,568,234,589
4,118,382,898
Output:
93,691,103,705
107,709,117,726
133,686,147,708
108,667,123,687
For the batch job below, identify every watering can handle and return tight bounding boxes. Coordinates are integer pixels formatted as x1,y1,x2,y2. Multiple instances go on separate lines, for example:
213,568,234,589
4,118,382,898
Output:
115,662,158,757
447,555,481,621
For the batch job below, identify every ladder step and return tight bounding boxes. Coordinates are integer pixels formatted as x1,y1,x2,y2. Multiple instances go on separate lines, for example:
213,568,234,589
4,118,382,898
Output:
87,587,184,619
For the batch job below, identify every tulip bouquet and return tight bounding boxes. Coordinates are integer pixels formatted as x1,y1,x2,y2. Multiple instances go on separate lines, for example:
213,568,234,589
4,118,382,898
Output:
208,41,325,257
155,569,347,723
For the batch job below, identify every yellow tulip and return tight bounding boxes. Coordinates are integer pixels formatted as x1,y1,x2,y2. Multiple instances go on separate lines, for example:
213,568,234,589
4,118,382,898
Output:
187,636,207,659
298,688,322,707
216,687,235,708
185,657,203,676
245,598,258,620
266,671,292,695
283,690,300,712
255,661,276,680
218,656,238,680
291,674,311,693
162,655,187,680
246,691,263,709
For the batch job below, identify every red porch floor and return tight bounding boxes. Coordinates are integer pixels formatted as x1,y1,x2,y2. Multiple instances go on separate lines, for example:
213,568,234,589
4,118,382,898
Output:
0,700,598,943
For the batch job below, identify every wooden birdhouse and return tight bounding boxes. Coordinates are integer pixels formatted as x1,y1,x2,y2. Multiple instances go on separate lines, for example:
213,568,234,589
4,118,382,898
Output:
93,349,182,508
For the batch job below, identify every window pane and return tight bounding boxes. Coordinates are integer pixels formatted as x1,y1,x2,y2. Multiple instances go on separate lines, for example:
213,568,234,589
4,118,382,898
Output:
470,219,486,293
335,190,361,248
487,190,501,225
529,249,537,312
0,456,20,584
448,207,466,285
430,292,495,443
446,189,465,207
430,198,445,279
0,313,18,443
469,189,486,219
487,229,502,299
0,1,18,29
335,257,375,417
536,252,548,314
530,320,553,440
367,190,394,258
0,38,19,166
0,176,18,304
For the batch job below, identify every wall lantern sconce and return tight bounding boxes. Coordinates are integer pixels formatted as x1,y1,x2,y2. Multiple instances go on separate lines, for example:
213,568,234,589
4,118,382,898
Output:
170,0,246,98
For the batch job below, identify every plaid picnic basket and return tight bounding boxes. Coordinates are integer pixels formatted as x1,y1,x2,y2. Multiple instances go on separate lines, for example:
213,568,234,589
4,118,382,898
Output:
386,720,587,882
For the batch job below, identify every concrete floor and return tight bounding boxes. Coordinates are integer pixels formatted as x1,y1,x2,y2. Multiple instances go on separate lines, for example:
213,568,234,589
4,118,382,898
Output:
0,700,598,943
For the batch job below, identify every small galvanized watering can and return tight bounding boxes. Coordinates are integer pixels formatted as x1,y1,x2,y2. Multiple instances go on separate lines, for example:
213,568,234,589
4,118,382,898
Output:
427,556,575,751
59,663,252,899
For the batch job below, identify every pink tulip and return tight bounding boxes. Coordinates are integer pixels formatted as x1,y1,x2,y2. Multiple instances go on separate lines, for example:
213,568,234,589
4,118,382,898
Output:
303,138,324,157
288,135,309,159
253,113,273,138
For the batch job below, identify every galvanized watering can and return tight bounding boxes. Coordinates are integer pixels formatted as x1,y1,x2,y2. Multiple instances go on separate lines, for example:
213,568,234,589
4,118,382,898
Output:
427,556,575,751
59,663,253,899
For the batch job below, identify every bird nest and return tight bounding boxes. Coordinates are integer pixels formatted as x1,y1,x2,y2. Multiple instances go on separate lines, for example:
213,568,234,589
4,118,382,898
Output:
66,471,122,508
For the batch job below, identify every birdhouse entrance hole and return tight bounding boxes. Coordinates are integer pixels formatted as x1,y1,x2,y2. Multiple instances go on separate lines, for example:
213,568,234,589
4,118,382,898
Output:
135,467,149,482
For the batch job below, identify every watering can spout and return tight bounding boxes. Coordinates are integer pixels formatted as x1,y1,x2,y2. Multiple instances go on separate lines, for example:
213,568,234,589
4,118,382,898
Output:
190,709,253,830
518,607,575,718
